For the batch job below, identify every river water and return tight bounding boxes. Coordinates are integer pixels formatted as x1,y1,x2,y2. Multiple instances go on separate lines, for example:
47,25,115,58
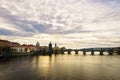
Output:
0,52,120,80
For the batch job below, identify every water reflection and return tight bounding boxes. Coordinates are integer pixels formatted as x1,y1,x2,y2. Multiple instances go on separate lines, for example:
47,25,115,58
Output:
0,53,120,80
31,55,58,79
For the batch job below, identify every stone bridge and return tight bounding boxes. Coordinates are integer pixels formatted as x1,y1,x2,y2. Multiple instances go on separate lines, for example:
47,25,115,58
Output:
60,47,120,55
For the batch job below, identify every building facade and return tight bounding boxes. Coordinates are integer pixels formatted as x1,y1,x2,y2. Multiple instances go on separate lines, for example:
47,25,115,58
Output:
11,44,37,53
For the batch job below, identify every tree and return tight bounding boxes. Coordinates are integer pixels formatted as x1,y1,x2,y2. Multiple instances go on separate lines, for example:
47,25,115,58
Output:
1,46,11,53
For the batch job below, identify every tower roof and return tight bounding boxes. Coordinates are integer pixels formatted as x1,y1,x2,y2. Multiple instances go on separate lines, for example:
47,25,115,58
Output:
36,41,40,46
50,42,51,44
55,43,57,47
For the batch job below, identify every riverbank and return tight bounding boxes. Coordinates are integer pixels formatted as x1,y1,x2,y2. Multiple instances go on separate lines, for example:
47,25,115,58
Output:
0,52,35,59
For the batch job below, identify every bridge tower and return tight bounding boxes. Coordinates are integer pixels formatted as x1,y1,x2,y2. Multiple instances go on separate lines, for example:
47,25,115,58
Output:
61,50,65,54
60,49,65,54
60,47,66,54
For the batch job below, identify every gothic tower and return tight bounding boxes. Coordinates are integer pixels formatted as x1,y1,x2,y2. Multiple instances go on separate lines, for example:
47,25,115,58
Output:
48,42,53,54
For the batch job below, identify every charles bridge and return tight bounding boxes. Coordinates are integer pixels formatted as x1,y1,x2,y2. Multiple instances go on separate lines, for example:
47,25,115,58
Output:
59,47,120,55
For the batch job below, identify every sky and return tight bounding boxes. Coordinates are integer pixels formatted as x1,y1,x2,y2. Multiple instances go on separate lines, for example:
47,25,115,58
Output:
0,0,120,49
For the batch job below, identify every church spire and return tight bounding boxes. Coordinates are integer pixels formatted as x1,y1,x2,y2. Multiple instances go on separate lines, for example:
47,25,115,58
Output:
55,43,57,48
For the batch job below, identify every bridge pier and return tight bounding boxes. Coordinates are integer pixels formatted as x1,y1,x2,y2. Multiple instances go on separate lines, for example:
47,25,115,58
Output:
91,49,94,55
99,48,103,56
118,50,120,55
68,51,71,54
108,48,113,55
83,49,86,55
108,52,113,55
117,48,120,55
75,50,79,54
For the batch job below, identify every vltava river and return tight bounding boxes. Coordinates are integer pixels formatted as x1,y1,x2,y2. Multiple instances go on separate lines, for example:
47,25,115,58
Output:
0,53,120,80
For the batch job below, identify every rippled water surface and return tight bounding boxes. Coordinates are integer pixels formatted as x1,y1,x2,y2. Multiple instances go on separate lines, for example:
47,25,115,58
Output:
0,53,120,80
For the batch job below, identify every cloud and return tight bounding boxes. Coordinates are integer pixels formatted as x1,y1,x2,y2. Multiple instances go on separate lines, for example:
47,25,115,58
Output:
0,0,120,48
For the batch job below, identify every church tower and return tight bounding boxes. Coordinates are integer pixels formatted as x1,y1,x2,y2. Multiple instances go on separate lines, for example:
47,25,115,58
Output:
36,41,40,47
55,43,57,48
36,41,40,51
